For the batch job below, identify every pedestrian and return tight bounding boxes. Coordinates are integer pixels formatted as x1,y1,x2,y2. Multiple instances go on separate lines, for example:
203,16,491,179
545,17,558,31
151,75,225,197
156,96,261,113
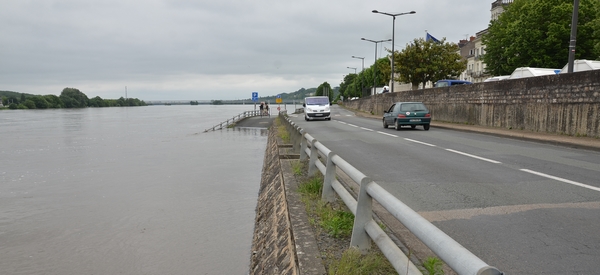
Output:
382,86,389,93
265,103,270,116
259,102,264,116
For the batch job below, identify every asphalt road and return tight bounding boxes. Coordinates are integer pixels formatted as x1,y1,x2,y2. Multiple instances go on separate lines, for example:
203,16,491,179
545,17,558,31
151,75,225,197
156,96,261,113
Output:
288,105,600,275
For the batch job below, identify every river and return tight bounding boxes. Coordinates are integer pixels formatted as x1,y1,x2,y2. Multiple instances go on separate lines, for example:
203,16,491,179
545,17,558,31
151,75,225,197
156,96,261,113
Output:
0,105,269,275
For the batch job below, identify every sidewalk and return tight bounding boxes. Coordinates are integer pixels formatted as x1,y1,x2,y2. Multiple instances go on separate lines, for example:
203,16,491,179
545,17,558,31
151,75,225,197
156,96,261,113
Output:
347,107,600,152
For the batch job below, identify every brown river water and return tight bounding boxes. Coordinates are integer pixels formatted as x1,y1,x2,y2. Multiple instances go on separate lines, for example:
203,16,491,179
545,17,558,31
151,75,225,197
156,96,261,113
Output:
0,105,267,274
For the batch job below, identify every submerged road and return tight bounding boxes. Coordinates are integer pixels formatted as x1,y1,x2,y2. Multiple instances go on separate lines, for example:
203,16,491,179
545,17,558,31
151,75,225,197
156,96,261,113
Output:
288,105,600,274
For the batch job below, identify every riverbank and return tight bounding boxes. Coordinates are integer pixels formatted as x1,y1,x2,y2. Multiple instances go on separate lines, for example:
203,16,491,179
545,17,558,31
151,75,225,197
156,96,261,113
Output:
249,119,327,274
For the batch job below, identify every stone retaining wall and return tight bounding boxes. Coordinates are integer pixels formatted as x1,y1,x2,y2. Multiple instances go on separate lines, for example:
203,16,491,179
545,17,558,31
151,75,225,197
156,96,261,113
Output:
249,127,298,275
345,69,600,138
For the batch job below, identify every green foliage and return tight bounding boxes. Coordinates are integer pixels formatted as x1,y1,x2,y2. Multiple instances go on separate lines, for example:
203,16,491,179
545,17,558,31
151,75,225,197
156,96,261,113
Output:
483,0,600,76
320,210,354,238
211,100,223,105
394,38,466,89
43,95,63,108
190,101,199,105
328,248,396,275
422,257,444,275
30,96,49,109
298,176,323,197
1,88,145,110
60,87,89,108
291,160,304,176
316,82,334,103
339,74,358,99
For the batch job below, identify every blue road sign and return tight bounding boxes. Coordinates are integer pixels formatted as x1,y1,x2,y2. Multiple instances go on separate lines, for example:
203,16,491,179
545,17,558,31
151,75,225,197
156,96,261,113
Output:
252,92,258,102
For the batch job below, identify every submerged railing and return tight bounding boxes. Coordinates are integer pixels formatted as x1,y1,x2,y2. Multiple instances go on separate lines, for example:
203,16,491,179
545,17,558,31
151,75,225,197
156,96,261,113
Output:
203,110,262,132
279,111,503,275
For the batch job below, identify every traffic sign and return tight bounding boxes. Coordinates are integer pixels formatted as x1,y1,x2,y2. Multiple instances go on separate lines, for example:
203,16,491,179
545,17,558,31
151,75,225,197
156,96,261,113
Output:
252,92,258,102
276,94,282,103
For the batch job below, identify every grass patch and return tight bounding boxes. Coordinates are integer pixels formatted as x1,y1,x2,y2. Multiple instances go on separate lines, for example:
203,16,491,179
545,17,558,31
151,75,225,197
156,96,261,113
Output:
291,160,304,176
274,117,291,143
422,256,444,275
328,247,396,275
297,175,354,238
298,175,323,197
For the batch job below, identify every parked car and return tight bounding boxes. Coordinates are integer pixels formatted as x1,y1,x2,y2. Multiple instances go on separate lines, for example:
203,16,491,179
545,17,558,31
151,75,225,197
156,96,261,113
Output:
383,102,431,130
434,79,472,87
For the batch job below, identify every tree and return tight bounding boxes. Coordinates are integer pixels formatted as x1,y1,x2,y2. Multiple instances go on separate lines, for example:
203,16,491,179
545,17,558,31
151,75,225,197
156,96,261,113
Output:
483,0,600,76
316,82,333,102
23,99,36,109
339,74,358,100
59,87,89,108
30,96,49,109
44,95,64,108
393,38,466,90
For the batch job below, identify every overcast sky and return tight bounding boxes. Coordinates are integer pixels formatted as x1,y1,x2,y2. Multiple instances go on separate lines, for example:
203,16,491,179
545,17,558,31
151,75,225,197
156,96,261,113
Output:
1,0,494,101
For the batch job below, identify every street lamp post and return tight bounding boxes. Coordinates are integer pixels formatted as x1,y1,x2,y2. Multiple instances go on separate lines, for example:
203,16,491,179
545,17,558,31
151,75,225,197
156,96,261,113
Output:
372,10,415,93
352,56,365,97
361,38,392,94
347,67,357,74
351,56,365,72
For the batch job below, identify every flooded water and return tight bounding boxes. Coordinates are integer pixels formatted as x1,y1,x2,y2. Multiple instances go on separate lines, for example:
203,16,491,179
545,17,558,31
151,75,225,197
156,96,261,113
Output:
0,105,269,275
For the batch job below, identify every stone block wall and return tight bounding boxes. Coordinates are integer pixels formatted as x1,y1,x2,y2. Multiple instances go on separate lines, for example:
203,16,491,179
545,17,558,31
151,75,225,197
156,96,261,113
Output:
345,69,600,138
250,128,298,275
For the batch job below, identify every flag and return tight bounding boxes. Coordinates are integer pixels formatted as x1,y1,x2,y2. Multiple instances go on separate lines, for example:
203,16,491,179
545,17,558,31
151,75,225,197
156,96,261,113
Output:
426,32,440,43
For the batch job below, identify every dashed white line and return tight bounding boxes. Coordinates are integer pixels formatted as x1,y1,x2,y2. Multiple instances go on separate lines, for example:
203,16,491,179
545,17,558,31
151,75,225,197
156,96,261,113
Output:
348,124,359,128
377,131,399,138
404,138,436,147
445,149,502,164
360,127,374,131
520,169,600,192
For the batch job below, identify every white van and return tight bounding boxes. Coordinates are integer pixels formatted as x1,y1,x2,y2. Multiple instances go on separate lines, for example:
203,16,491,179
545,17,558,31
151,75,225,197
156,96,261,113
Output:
303,96,331,121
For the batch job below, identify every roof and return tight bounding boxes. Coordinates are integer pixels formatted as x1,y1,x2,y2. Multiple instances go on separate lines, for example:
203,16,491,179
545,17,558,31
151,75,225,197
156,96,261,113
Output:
509,67,559,79
559,60,600,73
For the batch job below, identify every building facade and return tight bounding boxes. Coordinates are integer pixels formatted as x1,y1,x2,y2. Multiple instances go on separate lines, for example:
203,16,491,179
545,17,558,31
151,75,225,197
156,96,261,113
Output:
459,0,513,83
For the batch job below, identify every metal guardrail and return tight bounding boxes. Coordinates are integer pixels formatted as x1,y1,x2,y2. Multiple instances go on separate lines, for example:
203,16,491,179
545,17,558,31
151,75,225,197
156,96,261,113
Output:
203,110,262,132
278,111,503,275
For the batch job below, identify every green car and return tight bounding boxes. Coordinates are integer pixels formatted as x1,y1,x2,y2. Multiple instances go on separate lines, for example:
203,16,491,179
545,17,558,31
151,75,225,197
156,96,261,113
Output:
382,102,431,131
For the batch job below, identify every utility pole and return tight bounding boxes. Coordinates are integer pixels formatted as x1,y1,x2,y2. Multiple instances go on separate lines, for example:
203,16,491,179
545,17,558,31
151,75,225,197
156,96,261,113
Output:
567,0,580,73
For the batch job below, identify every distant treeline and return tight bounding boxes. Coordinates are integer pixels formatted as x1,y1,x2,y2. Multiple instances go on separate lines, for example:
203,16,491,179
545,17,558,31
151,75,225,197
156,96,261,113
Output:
0,88,146,109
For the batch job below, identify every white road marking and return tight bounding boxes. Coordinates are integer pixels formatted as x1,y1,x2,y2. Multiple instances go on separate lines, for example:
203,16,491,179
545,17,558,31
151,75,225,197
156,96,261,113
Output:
338,121,347,124
404,138,436,147
445,149,502,164
360,127,374,132
348,124,359,128
520,169,600,192
377,131,398,138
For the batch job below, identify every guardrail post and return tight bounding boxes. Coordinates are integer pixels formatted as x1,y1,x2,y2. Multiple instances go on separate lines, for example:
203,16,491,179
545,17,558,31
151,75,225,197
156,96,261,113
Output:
299,130,307,161
350,176,373,253
322,152,336,203
307,139,318,177
293,126,301,153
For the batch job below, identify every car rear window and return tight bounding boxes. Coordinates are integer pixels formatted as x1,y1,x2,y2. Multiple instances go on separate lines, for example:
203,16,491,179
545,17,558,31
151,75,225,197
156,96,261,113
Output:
306,98,329,105
399,103,427,112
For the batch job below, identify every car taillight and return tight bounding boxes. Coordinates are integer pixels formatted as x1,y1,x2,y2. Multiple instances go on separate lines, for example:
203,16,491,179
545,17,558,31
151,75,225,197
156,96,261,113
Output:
397,114,406,118
425,114,431,117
